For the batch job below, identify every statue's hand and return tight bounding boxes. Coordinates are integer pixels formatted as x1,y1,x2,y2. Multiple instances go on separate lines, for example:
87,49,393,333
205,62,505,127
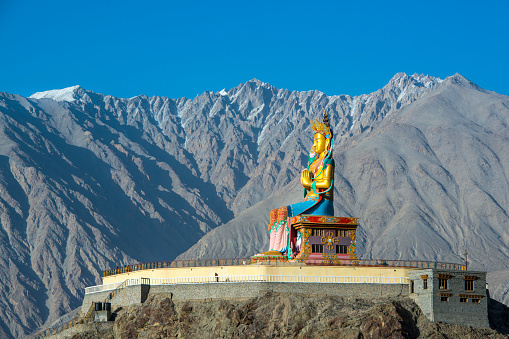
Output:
301,169,312,188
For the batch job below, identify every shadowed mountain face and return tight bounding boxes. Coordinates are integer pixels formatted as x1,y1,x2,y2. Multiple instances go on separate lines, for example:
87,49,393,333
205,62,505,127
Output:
0,73,508,337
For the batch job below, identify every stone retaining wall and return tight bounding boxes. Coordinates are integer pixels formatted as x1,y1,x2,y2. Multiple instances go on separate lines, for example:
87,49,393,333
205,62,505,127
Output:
82,281,408,315
81,283,150,316
149,282,409,300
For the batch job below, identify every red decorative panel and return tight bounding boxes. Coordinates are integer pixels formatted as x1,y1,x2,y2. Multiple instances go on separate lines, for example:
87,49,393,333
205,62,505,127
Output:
290,215,358,225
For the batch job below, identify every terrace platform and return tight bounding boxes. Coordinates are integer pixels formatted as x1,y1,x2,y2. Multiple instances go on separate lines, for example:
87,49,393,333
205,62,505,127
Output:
100,263,413,286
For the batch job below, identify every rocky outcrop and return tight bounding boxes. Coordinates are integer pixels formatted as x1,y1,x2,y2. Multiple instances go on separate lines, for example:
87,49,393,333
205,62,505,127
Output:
67,293,508,338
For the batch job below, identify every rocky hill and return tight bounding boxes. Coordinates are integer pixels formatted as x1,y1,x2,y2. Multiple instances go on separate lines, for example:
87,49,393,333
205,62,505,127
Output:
0,73,508,338
66,293,509,338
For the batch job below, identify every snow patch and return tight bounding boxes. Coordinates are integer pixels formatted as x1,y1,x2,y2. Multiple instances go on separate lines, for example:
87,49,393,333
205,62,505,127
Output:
178,100,191,119
257,123,269,145
208,100,224,117
280,130,294,148
397,87,408,102
397,76,405,90
30,85,81,102
247,104,265,120
349,97,358,117
219,89,228,96
364,94,372,106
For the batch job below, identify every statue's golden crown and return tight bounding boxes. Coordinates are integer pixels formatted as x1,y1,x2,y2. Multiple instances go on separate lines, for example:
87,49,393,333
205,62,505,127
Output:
310,110,332,138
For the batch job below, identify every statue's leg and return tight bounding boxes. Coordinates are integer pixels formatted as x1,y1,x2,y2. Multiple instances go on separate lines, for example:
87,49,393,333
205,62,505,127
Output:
269,227,277,250
275,206,289,252
273,224,282,251
281,221,289,254
268,209,278,250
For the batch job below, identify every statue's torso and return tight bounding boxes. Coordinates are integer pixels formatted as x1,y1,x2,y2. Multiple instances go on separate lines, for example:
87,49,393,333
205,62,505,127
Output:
306,157,334,201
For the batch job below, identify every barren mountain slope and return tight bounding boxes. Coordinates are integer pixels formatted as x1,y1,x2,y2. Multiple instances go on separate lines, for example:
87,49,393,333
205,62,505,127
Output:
0,73,506,338
0,93,225,338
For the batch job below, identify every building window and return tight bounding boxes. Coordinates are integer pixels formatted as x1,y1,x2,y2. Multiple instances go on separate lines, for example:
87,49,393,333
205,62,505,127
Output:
472,299,480,304
463,276,476,291
312,229,324,236
438,274,450,290
336,245,348,254
439,278,448,289
311,244,323,253
421,275,428,290
410,280,414,293
460,297,468,303
441,296,449,302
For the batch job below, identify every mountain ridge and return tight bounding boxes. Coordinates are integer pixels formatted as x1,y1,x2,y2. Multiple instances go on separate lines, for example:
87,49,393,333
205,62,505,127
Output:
0,73,507,338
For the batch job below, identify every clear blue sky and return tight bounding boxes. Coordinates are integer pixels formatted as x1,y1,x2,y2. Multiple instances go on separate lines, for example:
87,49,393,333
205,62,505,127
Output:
1,0,508,99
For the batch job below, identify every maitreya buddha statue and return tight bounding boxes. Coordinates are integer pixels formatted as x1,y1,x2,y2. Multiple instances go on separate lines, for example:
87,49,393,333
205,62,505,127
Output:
259,110,334,259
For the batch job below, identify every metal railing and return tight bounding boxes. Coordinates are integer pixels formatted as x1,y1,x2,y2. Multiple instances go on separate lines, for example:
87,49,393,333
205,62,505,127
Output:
84,278,150,294
85,282,121,294
85,274,409,295
103,258,251,277
148,275,409,285
103,258,466,277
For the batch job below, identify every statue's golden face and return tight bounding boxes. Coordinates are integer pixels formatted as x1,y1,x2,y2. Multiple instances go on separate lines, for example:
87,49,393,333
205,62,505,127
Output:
313,133,327,154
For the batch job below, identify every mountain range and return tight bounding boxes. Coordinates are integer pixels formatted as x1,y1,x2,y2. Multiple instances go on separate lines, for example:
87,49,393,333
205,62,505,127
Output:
0,73,507,338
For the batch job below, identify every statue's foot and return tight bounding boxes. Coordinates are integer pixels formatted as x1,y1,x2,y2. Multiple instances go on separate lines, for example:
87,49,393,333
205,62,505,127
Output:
256,250,284,256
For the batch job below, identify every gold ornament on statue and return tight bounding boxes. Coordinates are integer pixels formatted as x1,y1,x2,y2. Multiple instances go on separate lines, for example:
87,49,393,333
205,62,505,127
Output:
310,110,332,138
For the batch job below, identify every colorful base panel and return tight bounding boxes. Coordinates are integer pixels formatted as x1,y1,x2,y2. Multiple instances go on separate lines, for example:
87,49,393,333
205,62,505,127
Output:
291,215,358,264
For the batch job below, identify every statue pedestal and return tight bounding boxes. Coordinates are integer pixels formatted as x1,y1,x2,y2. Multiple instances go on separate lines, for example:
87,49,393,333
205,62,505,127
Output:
290,215,358,264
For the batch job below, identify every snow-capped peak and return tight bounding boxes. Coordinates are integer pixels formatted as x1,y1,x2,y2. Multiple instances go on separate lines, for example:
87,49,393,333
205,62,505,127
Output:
219,89,228,96
30,85,82,102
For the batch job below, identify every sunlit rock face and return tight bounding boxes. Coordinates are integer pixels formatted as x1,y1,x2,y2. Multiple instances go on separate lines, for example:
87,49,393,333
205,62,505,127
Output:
0,72,508,337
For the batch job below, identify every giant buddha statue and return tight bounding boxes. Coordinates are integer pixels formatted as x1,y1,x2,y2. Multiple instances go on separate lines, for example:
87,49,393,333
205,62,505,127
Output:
259,110,335,259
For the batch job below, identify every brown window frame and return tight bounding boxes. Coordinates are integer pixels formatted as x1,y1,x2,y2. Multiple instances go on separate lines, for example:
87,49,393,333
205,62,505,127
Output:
421,275,428,290
311,244,324,253
336,245,348,254
439,278,448,290
463,276,476,291
438,274,450,290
